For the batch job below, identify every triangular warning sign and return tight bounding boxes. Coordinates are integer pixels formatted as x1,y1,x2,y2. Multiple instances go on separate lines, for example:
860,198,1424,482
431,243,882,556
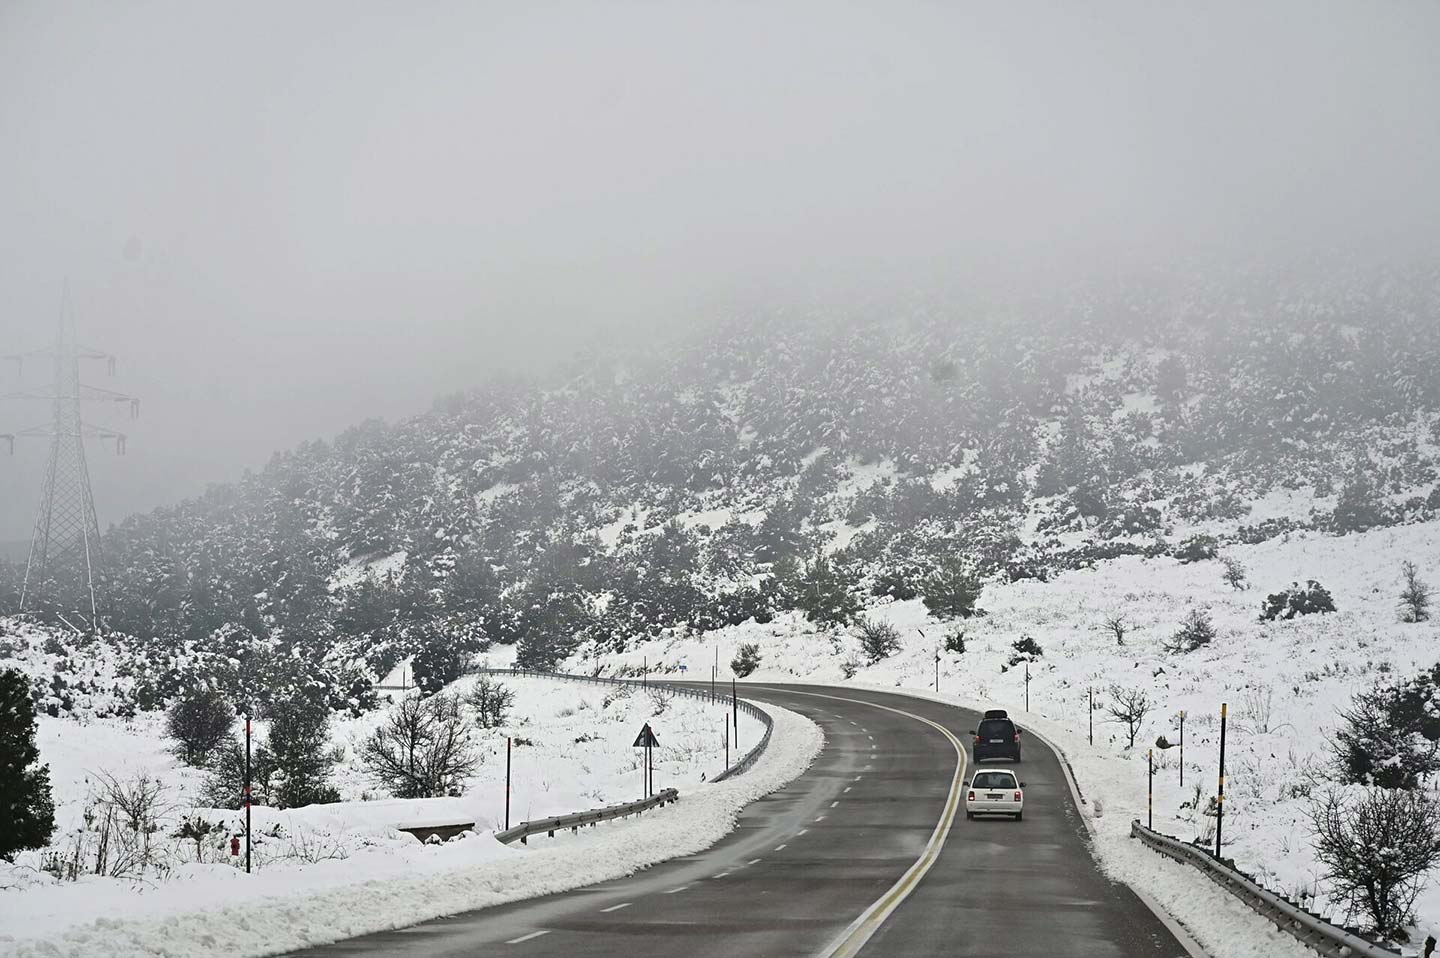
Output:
632,723,660,748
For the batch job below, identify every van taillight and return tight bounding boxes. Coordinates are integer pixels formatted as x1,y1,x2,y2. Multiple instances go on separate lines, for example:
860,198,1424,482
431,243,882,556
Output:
973,735,981,744
1013,734,1020,742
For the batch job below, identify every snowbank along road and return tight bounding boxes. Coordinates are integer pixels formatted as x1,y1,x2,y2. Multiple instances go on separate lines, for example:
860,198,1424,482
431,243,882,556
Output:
286,684,1193,958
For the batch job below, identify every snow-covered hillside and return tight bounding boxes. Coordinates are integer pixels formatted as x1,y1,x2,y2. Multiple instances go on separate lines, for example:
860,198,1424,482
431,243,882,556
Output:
581,519,1440,943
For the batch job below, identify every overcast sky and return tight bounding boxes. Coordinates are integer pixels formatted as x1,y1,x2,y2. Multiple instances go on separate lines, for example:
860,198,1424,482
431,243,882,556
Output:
1,0,1438,541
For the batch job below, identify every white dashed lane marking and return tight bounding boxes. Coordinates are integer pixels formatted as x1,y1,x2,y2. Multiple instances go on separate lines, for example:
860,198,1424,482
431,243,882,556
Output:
600,903,632,913
507,931,551,945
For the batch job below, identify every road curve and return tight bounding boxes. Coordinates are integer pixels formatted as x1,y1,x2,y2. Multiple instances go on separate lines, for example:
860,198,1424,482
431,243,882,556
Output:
284,685,1190,958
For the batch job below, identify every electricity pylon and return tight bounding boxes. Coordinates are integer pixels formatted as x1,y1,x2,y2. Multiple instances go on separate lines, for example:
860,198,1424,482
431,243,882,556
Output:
2,293,138,632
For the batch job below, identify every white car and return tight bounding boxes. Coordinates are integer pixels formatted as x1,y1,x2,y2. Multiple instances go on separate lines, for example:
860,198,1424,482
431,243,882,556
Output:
965,769,1024,820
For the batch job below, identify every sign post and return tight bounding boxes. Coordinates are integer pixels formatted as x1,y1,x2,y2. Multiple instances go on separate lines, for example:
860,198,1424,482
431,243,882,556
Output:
633,722,660,799
244,714,252,875
1216,702,1228,859
505,737,512,830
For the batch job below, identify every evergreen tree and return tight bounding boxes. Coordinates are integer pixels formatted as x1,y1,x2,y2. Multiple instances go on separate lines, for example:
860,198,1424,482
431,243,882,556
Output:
0,668,56,860
921,556,984,620
267,695,340,808
795,553,861,628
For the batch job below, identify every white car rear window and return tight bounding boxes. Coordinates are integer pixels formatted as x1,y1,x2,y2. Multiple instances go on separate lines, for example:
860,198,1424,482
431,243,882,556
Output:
972,772,1017,789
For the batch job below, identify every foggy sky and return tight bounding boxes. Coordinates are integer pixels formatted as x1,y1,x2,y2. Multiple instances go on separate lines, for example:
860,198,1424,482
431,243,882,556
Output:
2,1,1438,541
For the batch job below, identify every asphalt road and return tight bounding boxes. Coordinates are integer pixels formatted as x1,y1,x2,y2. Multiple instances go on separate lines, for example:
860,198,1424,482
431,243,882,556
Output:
285,685,1191,958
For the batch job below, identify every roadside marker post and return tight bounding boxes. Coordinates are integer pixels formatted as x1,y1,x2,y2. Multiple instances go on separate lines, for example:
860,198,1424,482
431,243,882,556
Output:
506,737,512,830
1147,748,1153,830
1216,702,1228,859
1088,687,1093,745
1178,710,1185,788
1024,661,1030,712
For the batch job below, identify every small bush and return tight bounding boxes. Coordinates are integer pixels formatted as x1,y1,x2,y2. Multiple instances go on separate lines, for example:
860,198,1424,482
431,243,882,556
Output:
1166,609,1216,653
166,689,234,767
1173,533,1219,564
468,677,515,729
1103,614,1128,646
943,627,966,654
857,619,901,664
731,642,762,678
1398,561,1431,623
1260,580,1336,622
1006,635,1043,667
1220,555,1248,591
1311,786,1440,938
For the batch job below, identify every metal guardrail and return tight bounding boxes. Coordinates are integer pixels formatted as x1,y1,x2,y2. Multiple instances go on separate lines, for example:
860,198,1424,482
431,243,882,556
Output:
479,666,774,784
497,788,679,845
1130,820,1403,958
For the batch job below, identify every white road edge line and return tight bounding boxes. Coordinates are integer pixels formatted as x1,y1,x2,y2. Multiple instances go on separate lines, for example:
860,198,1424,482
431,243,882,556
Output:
506,931,551,944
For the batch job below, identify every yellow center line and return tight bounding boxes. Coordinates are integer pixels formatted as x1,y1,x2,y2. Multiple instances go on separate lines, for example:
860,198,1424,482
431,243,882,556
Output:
748,686,968,958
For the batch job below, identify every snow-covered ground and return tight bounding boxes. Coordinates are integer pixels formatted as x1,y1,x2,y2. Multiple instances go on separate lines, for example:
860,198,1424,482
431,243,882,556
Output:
0,673,803,958
585,519,1440,950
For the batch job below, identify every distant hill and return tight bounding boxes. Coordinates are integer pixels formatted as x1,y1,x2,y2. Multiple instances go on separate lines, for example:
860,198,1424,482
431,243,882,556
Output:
3,262,1438,715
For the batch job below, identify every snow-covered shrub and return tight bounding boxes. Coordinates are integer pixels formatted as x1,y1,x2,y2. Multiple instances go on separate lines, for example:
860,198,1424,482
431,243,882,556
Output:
1173,533,1219,564
857,619,901,664
1006,635,1043,667
361,693,477,798
0,668,55,861
1331,468,1389,534
46,772,173,882
1166,609,1216,653
730,642,762,677
468,676,515,729
1260,580,1336,622
943,627,966,654
1331,668,1440,789
165,688,234,767
1220,555,1249,591
1311,785,1440,938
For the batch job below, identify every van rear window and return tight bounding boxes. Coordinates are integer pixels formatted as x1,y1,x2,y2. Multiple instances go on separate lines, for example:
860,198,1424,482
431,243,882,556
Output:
978,719,1014,739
